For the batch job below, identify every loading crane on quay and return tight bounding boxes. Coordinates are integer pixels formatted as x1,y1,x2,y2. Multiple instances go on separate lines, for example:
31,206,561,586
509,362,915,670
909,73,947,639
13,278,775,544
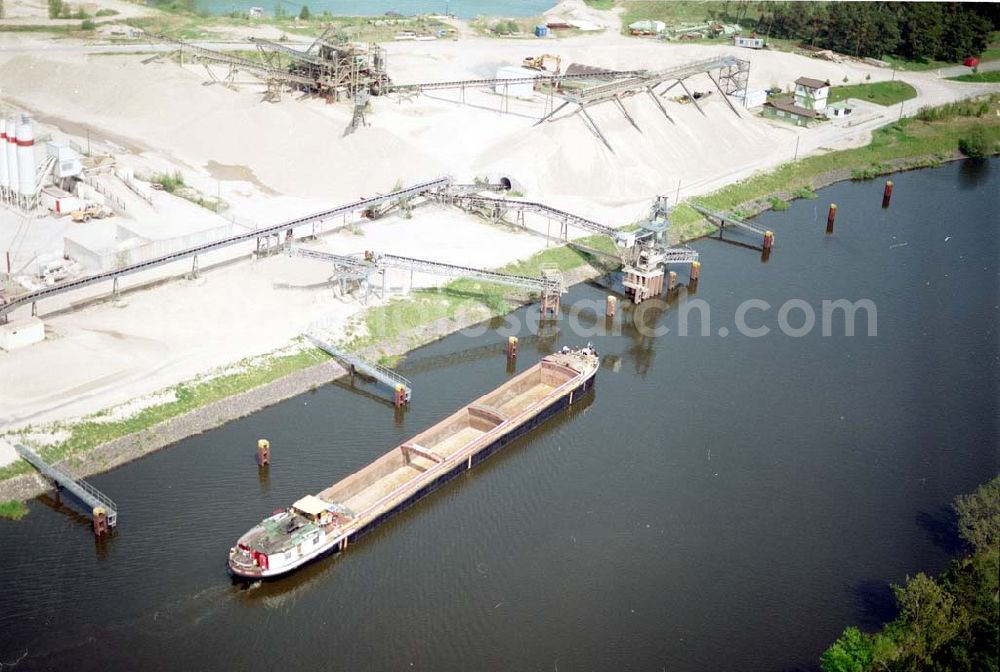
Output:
443,191,699,304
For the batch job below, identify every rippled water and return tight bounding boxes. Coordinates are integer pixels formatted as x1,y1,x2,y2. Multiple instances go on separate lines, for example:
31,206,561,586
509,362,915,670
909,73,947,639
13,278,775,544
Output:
0,159,996,671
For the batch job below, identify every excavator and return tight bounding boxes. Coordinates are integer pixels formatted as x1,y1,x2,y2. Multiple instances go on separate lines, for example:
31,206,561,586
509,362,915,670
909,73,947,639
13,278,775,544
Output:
522,54,562,75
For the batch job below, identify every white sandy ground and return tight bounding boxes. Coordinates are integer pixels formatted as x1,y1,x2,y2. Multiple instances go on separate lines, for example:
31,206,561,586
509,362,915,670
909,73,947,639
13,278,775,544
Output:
0,0,998,464
1,0,155,25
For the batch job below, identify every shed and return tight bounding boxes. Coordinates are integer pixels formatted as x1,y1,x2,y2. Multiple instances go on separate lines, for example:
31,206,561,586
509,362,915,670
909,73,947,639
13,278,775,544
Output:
730,88,767,109
40,186,81,215
0,317,45,351
494,66,538,97
534,24,549,37
763,98,821,126
734,35,765,49
825,100,853,118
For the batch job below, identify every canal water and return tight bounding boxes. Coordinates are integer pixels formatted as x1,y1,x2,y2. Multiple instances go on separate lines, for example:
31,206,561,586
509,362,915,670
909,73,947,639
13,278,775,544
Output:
1,159,997,671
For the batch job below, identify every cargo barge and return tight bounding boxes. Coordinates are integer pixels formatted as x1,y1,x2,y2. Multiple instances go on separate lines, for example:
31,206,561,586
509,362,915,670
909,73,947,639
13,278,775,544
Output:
228,346,599,579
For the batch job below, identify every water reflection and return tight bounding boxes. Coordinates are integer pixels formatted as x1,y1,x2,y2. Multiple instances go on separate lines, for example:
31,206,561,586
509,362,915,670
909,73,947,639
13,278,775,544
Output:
958,157,990,188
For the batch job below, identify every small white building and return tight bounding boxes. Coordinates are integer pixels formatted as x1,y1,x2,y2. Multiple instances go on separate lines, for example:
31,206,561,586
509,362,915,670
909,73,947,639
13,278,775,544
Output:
794,76,830,112
0,317,44,351
494,66,539,97
734,35,765,49
825,100,853,118
40,186,81,215
730,88,768,109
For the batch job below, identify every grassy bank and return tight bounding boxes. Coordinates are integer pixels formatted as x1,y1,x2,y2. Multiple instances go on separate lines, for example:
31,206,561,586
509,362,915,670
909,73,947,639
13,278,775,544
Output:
0,500,29,520
669,93,1000,239
828,81,917,106
0,23,75,33
948,71,1000,83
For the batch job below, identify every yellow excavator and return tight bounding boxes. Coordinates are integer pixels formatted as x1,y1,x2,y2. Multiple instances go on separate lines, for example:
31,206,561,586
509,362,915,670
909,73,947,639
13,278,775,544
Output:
522,54,562,75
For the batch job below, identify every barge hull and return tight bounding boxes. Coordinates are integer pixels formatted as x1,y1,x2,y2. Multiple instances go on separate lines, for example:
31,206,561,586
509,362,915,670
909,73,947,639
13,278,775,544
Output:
347,372,596,546
229,349,598,579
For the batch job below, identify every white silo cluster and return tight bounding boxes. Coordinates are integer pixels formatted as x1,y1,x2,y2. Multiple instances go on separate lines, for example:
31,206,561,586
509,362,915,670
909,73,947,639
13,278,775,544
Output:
0,113,39,209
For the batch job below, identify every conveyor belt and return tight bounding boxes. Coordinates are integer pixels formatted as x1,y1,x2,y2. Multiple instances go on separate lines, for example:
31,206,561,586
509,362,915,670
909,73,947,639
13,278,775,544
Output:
388,69,646,93
562,56,743,104
450,194,627,244
378,253,563,293
248,37,330,67
154,35,317,86
289,247,562,293
0,177,452,320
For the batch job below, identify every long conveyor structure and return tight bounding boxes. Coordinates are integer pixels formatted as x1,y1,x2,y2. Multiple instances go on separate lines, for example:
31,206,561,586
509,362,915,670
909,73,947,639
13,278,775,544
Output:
447,193,633,246
288,246,564,302
153,35,318,88
0,177,453,321
387,69,647,94
536,55,750,150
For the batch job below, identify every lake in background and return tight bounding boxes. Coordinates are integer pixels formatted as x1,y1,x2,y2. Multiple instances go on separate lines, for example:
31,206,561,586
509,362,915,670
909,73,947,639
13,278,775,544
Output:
0,159,997,671
200,0,556,18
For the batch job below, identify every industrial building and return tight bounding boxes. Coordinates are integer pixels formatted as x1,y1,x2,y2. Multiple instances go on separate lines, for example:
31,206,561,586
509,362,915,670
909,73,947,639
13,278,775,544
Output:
762,98,822,126
793,76,831,112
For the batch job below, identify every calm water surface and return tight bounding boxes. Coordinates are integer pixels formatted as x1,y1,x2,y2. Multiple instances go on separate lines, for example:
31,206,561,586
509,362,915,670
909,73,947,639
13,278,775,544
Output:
0,159,997,671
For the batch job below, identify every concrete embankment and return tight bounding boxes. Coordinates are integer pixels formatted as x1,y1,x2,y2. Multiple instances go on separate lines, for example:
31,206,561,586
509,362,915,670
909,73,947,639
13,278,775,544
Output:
0,359,346,502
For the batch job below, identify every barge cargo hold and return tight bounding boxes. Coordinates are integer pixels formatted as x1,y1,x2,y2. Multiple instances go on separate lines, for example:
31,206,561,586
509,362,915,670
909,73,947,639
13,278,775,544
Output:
228,346,599,579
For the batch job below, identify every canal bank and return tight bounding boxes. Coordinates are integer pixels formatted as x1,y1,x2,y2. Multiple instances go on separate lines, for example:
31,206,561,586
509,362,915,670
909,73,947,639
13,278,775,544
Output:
2,97,998,506
0,262,607,504
0,157,995,671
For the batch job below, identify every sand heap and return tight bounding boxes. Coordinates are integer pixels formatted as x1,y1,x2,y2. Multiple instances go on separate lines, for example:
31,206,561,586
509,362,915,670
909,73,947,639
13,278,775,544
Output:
475,86,782,203
0,53,448,201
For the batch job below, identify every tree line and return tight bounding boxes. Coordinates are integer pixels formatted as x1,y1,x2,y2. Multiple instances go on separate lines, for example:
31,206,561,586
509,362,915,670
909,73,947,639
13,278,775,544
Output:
750,2,996,62
821,475,1000,672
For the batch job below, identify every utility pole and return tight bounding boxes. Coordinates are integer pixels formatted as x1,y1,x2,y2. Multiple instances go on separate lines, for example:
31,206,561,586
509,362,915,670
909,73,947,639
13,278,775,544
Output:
794,135,800,160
